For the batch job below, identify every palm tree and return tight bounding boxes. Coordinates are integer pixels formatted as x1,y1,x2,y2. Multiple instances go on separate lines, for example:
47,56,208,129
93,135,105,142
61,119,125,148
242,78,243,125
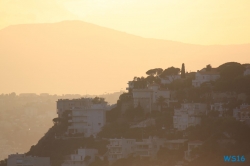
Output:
156,96,166,112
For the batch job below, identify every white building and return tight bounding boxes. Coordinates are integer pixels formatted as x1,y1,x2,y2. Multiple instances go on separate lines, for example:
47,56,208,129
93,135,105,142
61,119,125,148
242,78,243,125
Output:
160,75,181,84
62,149,98,166
233,104,250,121
210,103,227,117
7,154,50,166
134,137,165,158
132,83,170,112
107,137,165,161
66,103,106,137
164,139,188,150
244,66,250,76
184,141,203,161
57,98,93,118
192,68,220,87
173,103,207,130
107,138,136,161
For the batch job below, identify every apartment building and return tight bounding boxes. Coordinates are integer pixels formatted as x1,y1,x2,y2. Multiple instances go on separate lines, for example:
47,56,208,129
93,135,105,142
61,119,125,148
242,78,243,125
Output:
7,154,50,166
132,83,170,112
173,103,207,130
164,139,188,150
107,137,166,161
57,98,93,117
233,104,250,122
62,149,98,166
192,68,220,87
107,138,136,161
134,137,165,158
67,103,106,137
210,103,227,117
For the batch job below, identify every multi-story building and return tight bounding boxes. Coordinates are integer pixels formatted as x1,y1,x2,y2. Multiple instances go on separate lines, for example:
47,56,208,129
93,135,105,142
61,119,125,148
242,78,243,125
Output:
7,154,50,166
57,98,107,137
57,98,93,118
132,83,170,112
107,137,165,161
164,139,188,150
192,68,220,87
62,148,98,166
184,140,203,161
134,137,165,158
107,138,136,161
173,103,207,130
233,104,250,121
67,104,106,137
210,103,227,117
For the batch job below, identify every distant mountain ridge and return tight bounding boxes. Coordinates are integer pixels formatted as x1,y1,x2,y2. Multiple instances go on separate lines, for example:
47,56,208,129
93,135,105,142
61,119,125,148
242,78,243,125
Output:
0,20,250,95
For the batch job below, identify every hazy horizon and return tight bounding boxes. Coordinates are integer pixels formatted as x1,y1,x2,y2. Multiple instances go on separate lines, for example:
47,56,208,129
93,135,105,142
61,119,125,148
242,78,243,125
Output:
0,20,250,95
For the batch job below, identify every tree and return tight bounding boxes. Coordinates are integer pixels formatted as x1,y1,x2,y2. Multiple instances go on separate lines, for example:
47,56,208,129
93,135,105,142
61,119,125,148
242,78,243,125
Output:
52,117,61,125
92,97,106,104
217,62,245,79
206,64,212,71
160,67,180,81
156,96,166,112
146,68,163,76
181,63,186,78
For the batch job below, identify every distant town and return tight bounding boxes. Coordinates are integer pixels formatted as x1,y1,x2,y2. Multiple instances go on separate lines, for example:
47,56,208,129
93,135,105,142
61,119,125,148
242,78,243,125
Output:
1,62,250,166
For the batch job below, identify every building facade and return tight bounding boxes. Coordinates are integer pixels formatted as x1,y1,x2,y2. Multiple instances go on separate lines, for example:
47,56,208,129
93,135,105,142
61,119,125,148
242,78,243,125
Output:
173,103,207,130
233,104,250,121
67,104,106,137
62,149,98,166
7,154,50,166
107,139,136,161
192,68,220,87
132,83,170,113
107,137,165,161
210,103,227,117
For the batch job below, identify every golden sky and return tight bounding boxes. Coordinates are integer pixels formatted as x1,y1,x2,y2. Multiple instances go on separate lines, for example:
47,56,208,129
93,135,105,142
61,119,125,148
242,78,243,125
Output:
1,0,250,45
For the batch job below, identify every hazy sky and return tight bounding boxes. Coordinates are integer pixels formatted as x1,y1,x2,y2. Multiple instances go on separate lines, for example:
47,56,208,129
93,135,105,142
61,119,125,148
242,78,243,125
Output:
1,0,250,45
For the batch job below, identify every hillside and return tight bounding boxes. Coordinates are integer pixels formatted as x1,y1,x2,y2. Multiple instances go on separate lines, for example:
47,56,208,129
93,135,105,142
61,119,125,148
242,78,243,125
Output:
0,20,250,95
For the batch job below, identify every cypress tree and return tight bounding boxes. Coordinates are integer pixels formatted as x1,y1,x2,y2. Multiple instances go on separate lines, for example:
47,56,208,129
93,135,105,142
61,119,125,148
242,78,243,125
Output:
181,63,186,78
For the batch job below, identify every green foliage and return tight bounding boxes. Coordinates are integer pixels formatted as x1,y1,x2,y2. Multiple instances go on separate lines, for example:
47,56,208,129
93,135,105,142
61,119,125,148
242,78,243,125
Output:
124,105,144,121
106,106,121,123
206,64,212,71
218,62,245,79
25,123,108,166
146,68,163,76
160,67,180,78
92,97,105,104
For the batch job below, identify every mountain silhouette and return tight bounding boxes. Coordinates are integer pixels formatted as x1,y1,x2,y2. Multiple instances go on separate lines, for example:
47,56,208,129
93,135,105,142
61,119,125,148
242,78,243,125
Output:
0,20,249,94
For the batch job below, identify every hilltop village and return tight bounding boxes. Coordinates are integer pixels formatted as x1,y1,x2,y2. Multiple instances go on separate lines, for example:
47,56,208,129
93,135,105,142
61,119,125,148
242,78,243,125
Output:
1,62,250,166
